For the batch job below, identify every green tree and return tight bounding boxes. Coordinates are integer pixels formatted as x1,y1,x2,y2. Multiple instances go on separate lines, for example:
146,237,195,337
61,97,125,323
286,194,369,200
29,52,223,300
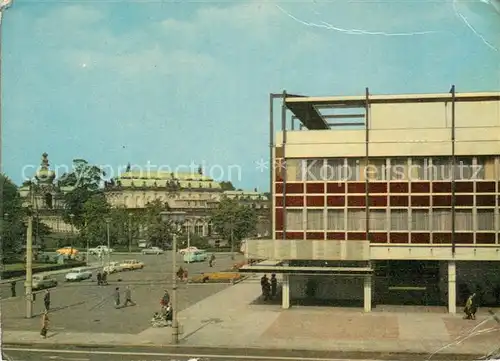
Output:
220,181,235,191
58,159,106,228
137,199,175,248
210,197,257,244
80,193,110,247
1,174,25,261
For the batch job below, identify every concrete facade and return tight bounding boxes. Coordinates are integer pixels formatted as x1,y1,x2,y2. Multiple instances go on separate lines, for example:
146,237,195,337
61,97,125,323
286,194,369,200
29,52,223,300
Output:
244,90,500,312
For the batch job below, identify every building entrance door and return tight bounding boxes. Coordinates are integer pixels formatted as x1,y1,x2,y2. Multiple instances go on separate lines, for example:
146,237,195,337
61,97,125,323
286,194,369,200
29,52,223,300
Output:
375,261,442,306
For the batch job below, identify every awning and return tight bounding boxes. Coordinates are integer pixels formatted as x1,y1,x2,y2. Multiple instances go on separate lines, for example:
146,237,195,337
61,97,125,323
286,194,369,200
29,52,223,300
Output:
240,264,373,276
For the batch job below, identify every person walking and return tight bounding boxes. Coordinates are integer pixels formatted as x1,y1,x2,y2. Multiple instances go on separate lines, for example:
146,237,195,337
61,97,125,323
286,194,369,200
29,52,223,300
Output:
123,286,136,307
209,254,215,267
97,271,102,286
40,311,49,338
10,281,16,297
161,290,170,309
270,274,278,299
102,271,108,285
44,289,51,312
114,287,121,308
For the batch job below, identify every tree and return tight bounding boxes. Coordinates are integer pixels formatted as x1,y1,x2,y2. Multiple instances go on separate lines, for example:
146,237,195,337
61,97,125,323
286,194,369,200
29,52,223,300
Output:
59,159,106,228
137,200,175,248
210,197,257,244
219,181,235,191
1,174,26,261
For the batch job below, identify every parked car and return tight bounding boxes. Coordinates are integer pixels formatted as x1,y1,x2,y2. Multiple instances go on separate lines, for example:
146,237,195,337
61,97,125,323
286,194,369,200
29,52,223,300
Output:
141,247,164,255
31,274,58,290
89,245,114,255
65,267,93,281
183,250,208,263
103,261,124,274
120,259,144,271
178,246,199,255
56,246,79,256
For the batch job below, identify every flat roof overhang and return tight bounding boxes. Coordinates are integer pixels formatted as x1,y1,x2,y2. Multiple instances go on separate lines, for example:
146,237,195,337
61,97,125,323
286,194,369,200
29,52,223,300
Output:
284,92,500,130
240,264,373,275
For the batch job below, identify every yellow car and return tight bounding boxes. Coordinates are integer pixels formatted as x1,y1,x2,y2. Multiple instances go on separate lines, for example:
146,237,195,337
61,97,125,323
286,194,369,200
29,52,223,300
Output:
120,259,144,271
56,247,79,256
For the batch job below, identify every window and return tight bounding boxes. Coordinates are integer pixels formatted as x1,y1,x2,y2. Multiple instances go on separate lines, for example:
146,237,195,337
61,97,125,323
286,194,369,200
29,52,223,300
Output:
346,158,361,181
286,159,303,181
347,210,365,231
431,157,452,181
324,159,346,182
286,210,303,230
474,157,487,180
477,209,495,231
327,209,344,230
454,157,473,180
412,210,429,231
305,159,324,181
307,209,324,230
410,158,431,181
366,159,387,180
369,210,387,230
390,209,408,231
455,210,473,231
389,158,407,180
433,209,452,231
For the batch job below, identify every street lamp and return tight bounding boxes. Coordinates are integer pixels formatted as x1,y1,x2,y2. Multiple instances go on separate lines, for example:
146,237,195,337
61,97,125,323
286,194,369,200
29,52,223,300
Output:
186,218,191,264
22,201,34,319
69,213,75,258
128,212,132,253
105,218,111,267
160,210,186,345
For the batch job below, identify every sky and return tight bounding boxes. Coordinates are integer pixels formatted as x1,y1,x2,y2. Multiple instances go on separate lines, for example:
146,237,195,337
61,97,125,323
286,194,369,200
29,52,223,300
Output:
2,0,500,191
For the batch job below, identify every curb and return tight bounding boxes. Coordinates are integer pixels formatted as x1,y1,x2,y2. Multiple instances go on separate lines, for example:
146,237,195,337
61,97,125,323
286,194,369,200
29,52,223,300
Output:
1,342,484,360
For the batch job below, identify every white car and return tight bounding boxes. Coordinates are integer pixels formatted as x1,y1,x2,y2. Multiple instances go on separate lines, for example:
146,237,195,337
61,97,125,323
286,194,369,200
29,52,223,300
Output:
65,267,93,282
179,246,199,255
103,261,124,274
141,247,164,255
31,274,58,290
89,245,114,255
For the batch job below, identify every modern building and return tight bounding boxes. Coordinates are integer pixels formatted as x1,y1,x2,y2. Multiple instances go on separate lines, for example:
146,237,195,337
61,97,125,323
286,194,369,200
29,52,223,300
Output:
243,89,500,313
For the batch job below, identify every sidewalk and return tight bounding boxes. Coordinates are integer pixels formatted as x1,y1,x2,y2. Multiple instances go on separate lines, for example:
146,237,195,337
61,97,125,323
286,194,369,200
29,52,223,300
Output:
3,280,500,358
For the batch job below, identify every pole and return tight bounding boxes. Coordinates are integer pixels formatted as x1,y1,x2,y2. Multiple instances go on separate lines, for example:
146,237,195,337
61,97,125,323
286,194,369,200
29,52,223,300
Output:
106,221,111,267
85,220,89,266
171,230,179,344
450,85,456,255
25,213,33,318
230,225,234,260
128,213,132,253
187,220,190,264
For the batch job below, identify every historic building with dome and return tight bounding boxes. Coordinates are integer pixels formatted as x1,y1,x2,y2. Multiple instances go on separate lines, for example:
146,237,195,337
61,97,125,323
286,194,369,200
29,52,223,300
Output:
19,154,270,239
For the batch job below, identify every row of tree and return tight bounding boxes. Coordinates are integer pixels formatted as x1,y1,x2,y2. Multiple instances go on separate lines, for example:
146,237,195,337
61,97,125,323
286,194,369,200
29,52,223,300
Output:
1,159,259,259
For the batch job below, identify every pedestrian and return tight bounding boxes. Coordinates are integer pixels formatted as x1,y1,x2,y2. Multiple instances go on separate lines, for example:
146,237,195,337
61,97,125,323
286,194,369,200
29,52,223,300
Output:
183,269,188,281
40,311,49,338
114,287,120,308
176,266,184,281
464,293,477,320
10,281,16,298
102,271,108,285
261,274,270,301
123,286,136,307
209,254,215,267
97,271,102,286
161,289,170,308
44,289,51,312
270,274,278,298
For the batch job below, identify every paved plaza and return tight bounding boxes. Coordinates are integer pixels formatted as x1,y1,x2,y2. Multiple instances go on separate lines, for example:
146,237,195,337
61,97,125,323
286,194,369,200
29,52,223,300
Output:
1,251,243,334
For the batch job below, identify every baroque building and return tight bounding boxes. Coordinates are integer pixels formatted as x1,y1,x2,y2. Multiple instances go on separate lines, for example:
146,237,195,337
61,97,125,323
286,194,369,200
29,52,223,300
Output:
19,153,74,233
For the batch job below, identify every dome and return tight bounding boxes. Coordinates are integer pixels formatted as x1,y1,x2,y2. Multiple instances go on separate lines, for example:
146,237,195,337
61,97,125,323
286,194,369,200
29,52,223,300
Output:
35,153,56,184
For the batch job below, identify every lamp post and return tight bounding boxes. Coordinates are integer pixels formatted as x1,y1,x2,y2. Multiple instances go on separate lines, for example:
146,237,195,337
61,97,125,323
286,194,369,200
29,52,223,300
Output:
69,213,75,258
186,219,191,264
160,210,186,345
128,213,132,253
22,201,34,318
105,218,111,267
84,220,89,266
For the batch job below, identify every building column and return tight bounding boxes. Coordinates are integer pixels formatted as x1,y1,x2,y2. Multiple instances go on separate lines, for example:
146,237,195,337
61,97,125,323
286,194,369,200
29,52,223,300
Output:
448,260,457,314
364,275,372,312
282,274,290,309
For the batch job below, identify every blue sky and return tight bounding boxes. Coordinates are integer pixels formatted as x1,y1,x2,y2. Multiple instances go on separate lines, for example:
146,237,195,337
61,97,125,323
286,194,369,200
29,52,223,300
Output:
3,0,500,191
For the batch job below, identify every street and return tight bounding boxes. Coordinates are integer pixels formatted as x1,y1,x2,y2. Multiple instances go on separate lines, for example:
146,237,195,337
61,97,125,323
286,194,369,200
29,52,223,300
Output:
1,251,243,334
2,345,480,361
